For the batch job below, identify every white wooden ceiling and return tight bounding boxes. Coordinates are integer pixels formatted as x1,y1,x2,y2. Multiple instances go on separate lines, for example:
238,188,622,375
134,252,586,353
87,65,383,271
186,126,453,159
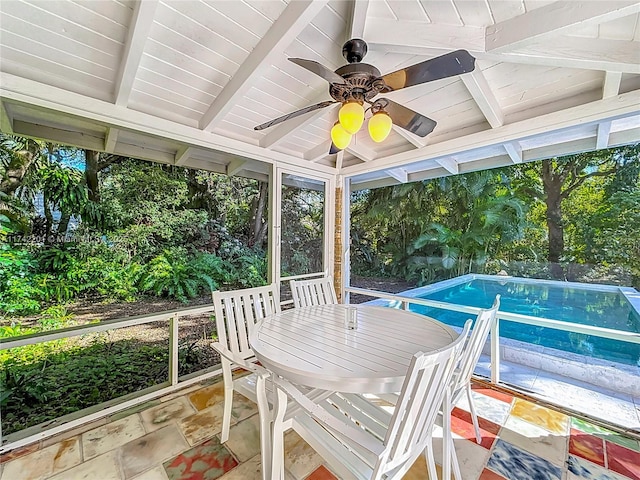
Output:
1,0,639,189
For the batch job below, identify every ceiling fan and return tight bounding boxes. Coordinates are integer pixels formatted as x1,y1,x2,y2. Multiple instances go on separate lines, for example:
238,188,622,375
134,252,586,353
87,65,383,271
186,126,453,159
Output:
254,39,476,153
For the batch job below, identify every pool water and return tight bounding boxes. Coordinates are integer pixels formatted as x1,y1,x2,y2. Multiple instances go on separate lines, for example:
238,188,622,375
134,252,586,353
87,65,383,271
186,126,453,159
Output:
408,279,640,366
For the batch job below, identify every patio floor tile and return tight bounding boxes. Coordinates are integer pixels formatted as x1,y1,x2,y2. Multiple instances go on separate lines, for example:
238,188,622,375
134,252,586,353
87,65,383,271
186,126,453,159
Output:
571,417,640,452
500,415,568,467
454,389,513,426
567,454,630,480
0,442,39,464
487,439,562,480
478,468,507,480
217,454,262,480
450,407,500,449
432,427,491,480
606,441,640,480
83,415,146,460
118,424,189,479
569,428,605,466
220,415,261,462
283,430,324,480
140,397,196,433
471,385,514,404
510,398,570,435
163,437,237,480
305,465,338,480
1,437,81,480
131,466,170,480
188,383,226,411
401,458,441,479
47,451,121,480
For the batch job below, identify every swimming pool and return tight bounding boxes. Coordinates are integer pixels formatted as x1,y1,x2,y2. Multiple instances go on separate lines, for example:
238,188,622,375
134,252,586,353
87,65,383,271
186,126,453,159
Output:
395,275,640,366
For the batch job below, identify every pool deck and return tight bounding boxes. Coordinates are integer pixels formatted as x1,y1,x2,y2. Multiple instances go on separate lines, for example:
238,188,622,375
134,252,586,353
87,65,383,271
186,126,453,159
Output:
1,375,639,480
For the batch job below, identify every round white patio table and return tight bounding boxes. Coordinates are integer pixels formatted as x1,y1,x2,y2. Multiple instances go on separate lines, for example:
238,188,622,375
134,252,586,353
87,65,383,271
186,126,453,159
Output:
249,303,458,394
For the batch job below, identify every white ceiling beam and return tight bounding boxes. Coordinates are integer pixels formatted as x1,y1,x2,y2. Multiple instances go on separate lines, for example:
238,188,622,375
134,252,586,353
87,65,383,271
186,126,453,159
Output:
346,0,369,40
504,142,523,163
260,102,338,149
393,126,427,148
460,69,504,128
603,71,623,98
226,158,246,176
342,88,640,175
335,150,345,171
0,73,337,175
13,120,104,150
115,142,174,165
104,127,119,153
487,37,640,74
436,157,459,174
305,140,332,162
0,101,14,134
346,140,377,162
596,121,612,150
174,146,192,166
114,0,158,106
485,1,640,52
365,18,485,53
385,168,408,183
199,0,328,131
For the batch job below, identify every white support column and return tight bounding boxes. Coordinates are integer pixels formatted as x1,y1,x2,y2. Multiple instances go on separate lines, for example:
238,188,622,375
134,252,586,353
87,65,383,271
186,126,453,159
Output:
105,127,119,153
491,318,500,384
341,176,351,304
168,316,179,386
268,164,281,288
603,71,623,98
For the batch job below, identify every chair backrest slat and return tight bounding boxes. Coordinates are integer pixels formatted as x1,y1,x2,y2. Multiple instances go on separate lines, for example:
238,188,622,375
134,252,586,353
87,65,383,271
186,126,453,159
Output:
455,295,500,393
290,276,338,308
212,285,280,360
377,321,471,476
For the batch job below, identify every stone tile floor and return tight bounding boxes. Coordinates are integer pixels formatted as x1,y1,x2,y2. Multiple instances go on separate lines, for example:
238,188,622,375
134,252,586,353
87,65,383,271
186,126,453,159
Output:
1,379,639,480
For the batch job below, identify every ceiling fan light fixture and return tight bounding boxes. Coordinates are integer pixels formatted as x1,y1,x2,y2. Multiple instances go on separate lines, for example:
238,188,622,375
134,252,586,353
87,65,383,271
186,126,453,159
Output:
331,122,352,150
338,101,365,134
368,111,393,143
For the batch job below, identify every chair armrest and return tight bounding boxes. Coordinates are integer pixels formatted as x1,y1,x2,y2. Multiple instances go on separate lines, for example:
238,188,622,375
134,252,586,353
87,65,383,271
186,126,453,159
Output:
211,342,269,378
273,376,384,456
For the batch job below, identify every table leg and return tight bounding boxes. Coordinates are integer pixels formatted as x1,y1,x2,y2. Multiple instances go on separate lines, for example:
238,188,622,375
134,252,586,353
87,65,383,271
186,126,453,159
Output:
271,386,288,480
256,374,272,480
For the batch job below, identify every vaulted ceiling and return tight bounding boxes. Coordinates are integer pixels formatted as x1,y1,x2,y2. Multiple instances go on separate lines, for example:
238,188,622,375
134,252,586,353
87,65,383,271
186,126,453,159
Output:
1,0,639,189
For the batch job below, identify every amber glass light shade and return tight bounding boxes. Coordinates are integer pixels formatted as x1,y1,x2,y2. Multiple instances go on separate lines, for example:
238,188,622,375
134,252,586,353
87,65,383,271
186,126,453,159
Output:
330,122,352,150
338,101,365,134
368,111,393,142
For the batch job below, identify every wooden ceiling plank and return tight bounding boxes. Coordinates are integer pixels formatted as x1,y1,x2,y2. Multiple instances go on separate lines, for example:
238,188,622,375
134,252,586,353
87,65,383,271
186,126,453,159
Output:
603,71,623,98
460,69,504,128
105,127,119,153
504,141,523,163
199,0,329,131
175,146,192,165
226,158,246,176
0,101,14,134
346,0,370,41
114,0,159,106
342,88,640,175
364,18,485,53
260,103,338,149
436,157,459,174
596,121,612,149
13,120,107,151
485,1,640,52
0,73,337,175
385,168,408,183
346,141,377,162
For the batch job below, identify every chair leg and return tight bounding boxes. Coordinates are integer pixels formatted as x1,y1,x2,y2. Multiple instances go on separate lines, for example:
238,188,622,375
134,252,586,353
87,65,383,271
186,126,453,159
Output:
255,375,272,480
220,359,234,443
271,387,288,480
424,437,439,480
442,390,452,480
450,435,462,480
465,384,482,444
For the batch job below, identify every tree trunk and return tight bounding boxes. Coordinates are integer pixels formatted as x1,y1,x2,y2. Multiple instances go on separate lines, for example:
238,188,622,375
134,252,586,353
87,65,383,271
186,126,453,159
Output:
0,150,36,195
57,212,71,238
542,160,565,279
249,181,268,247
84,150,101,202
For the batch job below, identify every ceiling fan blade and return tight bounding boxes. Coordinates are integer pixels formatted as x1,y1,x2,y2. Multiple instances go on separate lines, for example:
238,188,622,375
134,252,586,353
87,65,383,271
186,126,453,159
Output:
254,101,337,131
289,58,346,85
377,98,437,137
381,50,475,91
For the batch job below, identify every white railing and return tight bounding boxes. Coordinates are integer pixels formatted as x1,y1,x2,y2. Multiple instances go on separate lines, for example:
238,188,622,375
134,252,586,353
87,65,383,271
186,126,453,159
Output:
0,304,223,453
346,286,640,384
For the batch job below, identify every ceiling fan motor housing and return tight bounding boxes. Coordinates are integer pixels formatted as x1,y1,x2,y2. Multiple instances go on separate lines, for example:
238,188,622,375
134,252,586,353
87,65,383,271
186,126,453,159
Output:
330,63,386,103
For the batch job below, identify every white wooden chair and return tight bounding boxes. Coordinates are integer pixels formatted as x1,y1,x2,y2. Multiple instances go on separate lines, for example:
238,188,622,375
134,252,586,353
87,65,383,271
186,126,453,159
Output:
290,275,338,307
271,321,471,480
211,285,279,478
450,295,501,444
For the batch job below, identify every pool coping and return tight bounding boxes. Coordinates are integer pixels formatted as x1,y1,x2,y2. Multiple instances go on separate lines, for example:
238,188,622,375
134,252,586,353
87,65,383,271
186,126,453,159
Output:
362,274,640,397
